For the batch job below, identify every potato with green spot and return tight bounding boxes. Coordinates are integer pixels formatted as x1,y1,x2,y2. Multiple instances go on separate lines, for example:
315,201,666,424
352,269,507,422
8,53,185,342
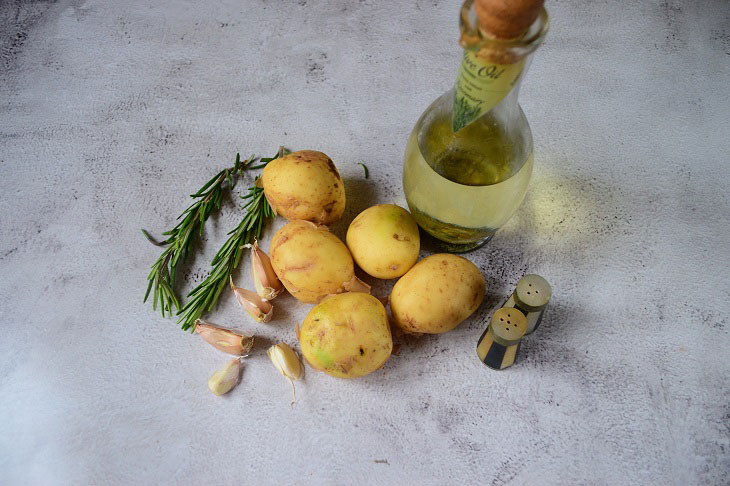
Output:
346,204,420,279
269,220,369,304
262,150,345,225
390,254,486,334
299,293,392,378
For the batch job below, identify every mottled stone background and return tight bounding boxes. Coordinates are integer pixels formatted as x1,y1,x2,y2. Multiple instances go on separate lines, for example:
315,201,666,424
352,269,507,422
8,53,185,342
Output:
1,0,728,484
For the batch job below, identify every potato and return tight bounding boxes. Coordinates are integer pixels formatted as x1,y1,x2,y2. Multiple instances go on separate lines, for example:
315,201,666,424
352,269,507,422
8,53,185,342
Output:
262,150,345,225
269,220,369,303
299,293,392,378
346,204,420,279
390,254,486,334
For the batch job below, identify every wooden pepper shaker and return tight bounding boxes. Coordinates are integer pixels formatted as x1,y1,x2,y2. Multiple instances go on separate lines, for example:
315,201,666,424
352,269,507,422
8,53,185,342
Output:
477,307,528,370
504,274,551,335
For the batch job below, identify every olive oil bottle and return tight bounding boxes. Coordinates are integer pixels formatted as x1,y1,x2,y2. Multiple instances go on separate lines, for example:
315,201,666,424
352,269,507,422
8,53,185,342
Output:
403,0,548,252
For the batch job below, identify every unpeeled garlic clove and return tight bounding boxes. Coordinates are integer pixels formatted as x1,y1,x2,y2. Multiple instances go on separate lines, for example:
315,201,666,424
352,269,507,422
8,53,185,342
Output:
231,279,273,323
267,343,304,405
208,358,242,396
195,320,254,355
249,241,284,300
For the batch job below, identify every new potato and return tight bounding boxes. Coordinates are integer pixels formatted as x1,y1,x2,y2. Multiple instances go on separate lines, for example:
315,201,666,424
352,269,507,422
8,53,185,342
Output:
262,150,345,225
299,293,392,378
269,220,368,303
346,204,420,279
390,254,486,334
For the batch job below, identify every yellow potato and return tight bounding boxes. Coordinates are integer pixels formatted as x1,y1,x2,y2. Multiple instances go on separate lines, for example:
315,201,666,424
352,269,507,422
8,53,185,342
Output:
262,150,345,225
346,204,420,279
390,254,486,334
269,220,368,303
299,293,392,378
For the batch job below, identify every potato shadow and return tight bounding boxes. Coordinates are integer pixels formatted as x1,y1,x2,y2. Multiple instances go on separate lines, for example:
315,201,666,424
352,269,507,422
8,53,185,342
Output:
250,335,275,355
417,228,449,255
329,176,379,241
267,292,309,328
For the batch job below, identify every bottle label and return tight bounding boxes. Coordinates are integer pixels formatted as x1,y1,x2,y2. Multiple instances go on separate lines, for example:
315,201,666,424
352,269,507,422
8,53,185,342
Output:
452,50,525,132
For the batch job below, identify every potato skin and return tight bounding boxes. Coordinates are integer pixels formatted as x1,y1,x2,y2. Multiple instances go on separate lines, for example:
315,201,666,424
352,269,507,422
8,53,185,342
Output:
269,220,356,303
262,150,345,225
299,293,392,378
390,254,486,334
346,204,420,279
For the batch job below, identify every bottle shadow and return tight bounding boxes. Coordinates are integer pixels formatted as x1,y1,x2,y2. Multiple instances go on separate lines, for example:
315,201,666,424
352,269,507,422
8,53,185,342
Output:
379,157,636,373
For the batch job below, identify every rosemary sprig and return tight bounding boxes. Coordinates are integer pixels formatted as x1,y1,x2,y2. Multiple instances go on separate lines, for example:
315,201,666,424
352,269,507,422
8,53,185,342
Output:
143,153,252,317
176,147,288,331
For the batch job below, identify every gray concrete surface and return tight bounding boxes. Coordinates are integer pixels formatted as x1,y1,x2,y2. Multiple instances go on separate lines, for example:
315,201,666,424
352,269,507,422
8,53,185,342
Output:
1,0,729,484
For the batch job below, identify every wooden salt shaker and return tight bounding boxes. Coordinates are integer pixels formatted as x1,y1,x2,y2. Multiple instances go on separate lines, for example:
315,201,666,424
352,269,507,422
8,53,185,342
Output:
504,274,552,335
477,307,528,370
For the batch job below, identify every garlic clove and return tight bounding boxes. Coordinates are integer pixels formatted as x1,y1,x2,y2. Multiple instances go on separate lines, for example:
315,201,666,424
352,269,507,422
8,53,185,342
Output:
250,241,284,300
194,320,254,355
208,358,242,396
267,343,304,405
268,343,304,380
231,280,273,323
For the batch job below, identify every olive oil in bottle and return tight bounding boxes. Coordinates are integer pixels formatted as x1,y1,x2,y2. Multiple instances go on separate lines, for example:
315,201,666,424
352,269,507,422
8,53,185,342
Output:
402,0,548,252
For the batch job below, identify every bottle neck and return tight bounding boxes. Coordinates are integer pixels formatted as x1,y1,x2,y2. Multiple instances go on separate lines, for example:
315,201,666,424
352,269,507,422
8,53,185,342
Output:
452,0,548,132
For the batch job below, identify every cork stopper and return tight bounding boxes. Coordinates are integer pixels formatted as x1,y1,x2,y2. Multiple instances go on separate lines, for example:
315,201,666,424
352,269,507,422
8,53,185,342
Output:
474,0,544,40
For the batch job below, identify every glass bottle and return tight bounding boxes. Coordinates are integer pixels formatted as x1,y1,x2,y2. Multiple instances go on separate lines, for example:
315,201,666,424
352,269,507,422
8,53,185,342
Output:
402,0,549,252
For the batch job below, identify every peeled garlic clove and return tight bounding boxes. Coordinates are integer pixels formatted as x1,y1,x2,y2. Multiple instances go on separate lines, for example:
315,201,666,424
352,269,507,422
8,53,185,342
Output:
250,241,284,300
267,343,304,405
208,358,242,396
231,281,273,323
195,320,254,355
268,343,304,380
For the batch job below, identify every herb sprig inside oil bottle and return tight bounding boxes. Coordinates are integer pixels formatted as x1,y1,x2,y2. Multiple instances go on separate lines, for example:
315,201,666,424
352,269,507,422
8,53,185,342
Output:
402,0,548,252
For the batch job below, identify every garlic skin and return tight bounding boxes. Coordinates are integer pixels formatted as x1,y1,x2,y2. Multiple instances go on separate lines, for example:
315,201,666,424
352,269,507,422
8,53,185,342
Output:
194,320,254,355
343,275,371,294
249,241,284,301
231,280,273,323
208,358,242,396
267,343,304,404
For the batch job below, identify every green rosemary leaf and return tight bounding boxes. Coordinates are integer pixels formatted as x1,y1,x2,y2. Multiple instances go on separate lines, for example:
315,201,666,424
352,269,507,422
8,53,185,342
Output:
144,278,154,302
358,162,369,179
141,229,171,247
191,169,226,197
